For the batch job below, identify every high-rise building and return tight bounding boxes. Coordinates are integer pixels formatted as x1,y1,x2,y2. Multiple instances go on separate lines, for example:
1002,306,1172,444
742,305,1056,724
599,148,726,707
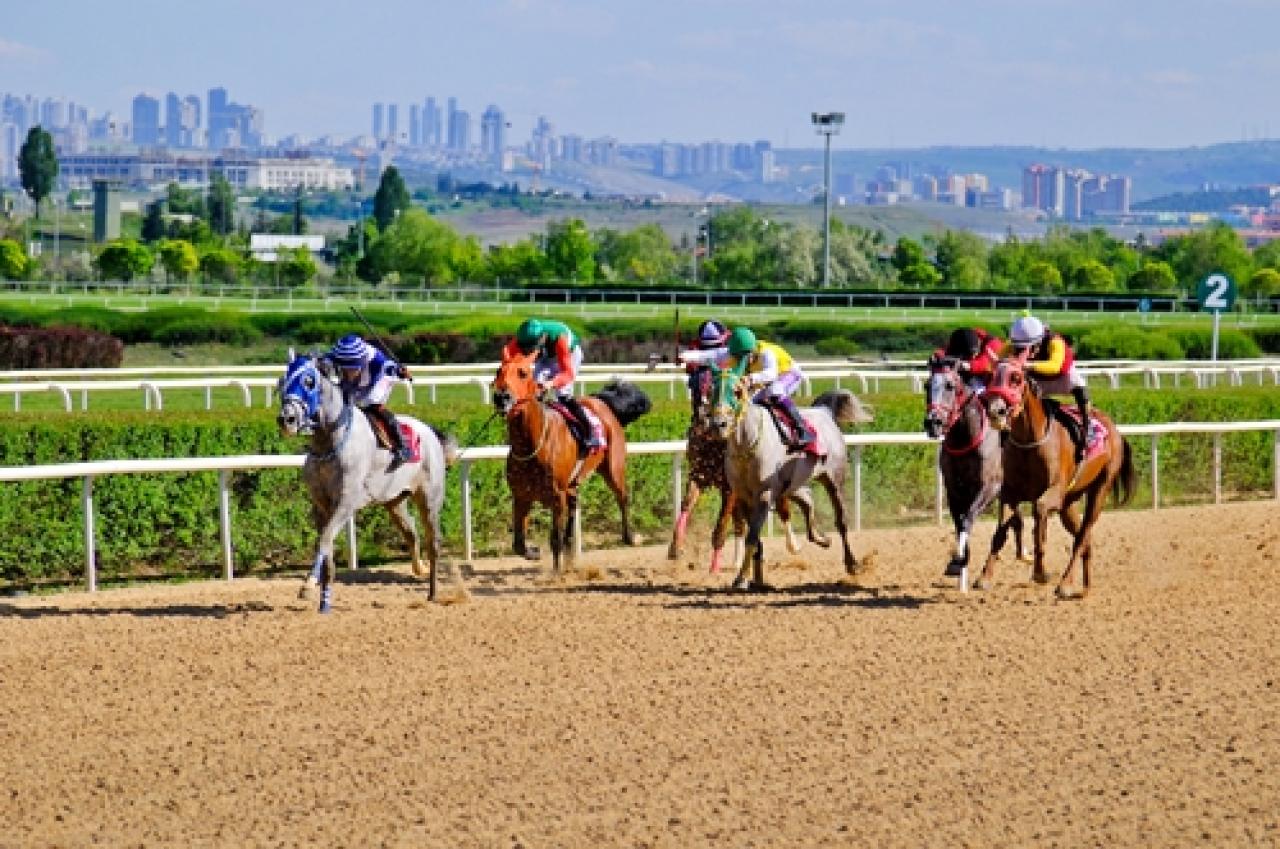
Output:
0,121,18,180
424,97,441,147
451,109,470,150
131,93,161,146
387,104,399,143
480,104,506,167
371,102,384,141
446,97,459,150
1022,163,1064,216
409,103,421,146
207,87,229,149
165,93,182,147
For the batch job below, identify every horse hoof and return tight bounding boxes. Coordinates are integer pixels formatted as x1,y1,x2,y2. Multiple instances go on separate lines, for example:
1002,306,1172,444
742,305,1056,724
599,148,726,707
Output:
814,536,832,549
1055,586,1083,601
1032,571,1051,585
522,546,541,561
750,581,775,593
298,580,316,601
944,561,965,578
975,579,991,591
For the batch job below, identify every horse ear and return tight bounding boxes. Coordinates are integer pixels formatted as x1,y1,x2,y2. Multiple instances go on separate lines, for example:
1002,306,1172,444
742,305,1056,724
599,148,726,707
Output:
316,357,336,379
287,347,296,363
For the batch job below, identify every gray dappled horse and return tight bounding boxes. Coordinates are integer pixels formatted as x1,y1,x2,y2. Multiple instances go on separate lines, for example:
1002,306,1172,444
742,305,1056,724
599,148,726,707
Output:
277,351,456,612
923,355,1020,583
709,366,872,590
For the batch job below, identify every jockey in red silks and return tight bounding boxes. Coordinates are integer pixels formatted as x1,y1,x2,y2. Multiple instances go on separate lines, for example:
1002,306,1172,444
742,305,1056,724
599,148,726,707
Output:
680,326,814,451
943,326,1003,394
503,317,601,450
328,333,414,470
1006,314,1091,464
684,319,730,421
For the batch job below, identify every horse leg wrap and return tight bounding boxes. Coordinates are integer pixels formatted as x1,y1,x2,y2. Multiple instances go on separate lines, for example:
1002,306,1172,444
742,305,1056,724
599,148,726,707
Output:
319,586,333,613
309,553,325,585
675,510,689,540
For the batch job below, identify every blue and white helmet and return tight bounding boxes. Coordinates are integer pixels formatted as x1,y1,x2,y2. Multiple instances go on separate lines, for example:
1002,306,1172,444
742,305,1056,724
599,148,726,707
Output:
330,333,371,367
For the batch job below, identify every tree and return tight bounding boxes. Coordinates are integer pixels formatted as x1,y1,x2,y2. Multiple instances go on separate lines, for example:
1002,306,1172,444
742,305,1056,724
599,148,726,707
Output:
932,230,988,288
372,166,412,231
1025,261,1063,294
278,246,317,288
366,207,464,285
199,245,243,284
206,173,236,236
543,218,596,282
141,200,167,243
95,239,154,281
1246,267,1280,298
891,236,926,273
157,239,199,282
898,261,942,288
485,238,547,284
761,224,818,286
596,224,680,282
1068,259,1117,292
18,126,58,219
0,239,30,279
1151,222,1253,293
1126,260,1178,292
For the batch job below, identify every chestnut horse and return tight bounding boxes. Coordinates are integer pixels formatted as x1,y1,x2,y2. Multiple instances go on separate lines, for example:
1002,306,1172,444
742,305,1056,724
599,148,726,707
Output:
922,355,1018,584
980,352,1136,598
667,395,743,574
492,352,649,573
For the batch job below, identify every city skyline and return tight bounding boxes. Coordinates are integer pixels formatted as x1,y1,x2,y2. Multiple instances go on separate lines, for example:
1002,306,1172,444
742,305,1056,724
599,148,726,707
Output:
3,0,1279,150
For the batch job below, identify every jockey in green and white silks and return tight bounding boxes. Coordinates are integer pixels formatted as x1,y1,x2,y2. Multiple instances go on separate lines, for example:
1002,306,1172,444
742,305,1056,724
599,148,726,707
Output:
503,317,600,449
679,326,814,450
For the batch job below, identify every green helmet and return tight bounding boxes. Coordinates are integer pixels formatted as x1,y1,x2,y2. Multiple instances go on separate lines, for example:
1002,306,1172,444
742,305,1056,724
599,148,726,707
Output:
515,318,546,352
727,326,757,357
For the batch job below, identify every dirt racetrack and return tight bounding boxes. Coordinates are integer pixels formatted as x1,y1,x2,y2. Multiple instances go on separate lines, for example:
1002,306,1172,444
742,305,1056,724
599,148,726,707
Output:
2,501,1279,848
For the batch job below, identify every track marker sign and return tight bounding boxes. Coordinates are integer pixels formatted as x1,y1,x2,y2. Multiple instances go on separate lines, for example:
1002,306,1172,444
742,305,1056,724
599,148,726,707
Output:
1197,272,1236,362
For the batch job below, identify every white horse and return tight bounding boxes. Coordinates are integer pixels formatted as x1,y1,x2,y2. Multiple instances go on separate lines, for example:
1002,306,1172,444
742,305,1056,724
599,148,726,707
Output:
277,351,457,612
709,369,873,590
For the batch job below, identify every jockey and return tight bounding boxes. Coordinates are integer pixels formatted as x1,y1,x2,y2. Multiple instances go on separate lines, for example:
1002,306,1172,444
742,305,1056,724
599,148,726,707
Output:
327,333,414,470
685,319,730,420
1007,315,1091,464
680,326,814,450
503,317,601,450
943,326,1003,393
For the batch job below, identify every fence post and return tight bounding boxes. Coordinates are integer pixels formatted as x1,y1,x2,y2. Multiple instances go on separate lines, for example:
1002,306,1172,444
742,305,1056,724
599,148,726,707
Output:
670,452,683,523
935,449,945,525
461,459,474,563
347,517,358,570
83,476,97,592
1274,429,1280,500
1150,434,1160,510
1213,434,1223,505
218,470,234,581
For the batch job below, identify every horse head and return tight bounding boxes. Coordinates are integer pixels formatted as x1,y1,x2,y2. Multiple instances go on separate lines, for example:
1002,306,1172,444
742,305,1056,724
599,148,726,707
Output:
708,363,751,440
923,354,967,440
492,351,540,417
983,351,1030,431
277,350,339,436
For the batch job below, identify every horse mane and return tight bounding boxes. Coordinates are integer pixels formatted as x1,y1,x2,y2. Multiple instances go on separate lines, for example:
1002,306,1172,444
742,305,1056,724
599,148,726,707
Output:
430,426,459,467
592,380,652,427
812,389,874,426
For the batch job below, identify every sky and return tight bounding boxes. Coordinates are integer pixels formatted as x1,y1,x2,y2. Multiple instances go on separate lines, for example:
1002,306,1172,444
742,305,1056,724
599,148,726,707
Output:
3,0,1278,150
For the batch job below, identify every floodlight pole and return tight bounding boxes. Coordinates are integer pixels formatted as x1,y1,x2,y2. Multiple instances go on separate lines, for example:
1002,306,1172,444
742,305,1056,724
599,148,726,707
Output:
812,112,845,288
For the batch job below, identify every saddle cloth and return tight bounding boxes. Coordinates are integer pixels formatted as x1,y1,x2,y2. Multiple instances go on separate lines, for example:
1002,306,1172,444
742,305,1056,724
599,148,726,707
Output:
365,413,423,463
764,405,825,458
1053,404,1107,460
550,402,607,454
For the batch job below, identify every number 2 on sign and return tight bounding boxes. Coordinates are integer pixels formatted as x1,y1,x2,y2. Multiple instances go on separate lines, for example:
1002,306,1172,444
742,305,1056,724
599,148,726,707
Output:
1203,274,1230,310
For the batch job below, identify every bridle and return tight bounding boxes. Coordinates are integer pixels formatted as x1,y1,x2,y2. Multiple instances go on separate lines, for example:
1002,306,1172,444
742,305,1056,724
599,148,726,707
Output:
927,363,987,456
986,354,1052,450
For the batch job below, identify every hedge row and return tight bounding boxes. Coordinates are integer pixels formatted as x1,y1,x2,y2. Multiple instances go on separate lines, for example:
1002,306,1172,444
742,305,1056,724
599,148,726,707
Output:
0,325,124,368
0,302,1275,362
2,387,1279,588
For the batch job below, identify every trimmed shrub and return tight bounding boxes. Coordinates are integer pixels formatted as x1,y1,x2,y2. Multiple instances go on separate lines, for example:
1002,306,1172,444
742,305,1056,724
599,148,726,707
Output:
1075,326,1184,360
0,324,124,368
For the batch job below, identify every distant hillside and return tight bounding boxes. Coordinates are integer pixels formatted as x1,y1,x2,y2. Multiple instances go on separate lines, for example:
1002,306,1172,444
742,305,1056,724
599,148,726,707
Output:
1133,186,1275,212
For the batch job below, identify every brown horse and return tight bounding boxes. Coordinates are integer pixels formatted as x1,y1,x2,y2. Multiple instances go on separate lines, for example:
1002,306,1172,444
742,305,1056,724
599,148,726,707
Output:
980,352,1136,598
667,407,742,574
492,352,649,573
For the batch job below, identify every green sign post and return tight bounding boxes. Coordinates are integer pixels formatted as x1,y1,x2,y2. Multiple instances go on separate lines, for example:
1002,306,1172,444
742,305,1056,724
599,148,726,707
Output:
1196,272,1237,361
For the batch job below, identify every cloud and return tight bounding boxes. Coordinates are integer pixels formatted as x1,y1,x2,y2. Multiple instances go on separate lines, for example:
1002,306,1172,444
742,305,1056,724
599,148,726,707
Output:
0,36,49,62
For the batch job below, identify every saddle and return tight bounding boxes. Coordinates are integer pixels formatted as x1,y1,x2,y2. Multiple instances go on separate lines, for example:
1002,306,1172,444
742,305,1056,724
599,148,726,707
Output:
761,402,824,458
1041,399,1105,459
549,401,607,455
362,410,423,463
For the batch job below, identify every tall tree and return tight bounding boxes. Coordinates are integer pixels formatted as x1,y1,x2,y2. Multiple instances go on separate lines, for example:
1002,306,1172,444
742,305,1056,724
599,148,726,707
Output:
18,126,58,219
543,218,596,283
372,166,411,231
206,173,235,236
141,200,167,243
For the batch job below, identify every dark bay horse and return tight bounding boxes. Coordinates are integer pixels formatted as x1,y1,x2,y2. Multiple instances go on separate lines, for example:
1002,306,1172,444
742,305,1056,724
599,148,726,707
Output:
667,398,743,574
980,352,1136,598
922,355,1013,585
492,352,650,574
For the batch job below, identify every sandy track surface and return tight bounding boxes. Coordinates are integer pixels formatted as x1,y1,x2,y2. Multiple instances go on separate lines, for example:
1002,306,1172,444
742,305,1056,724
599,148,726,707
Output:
2,502,1279,848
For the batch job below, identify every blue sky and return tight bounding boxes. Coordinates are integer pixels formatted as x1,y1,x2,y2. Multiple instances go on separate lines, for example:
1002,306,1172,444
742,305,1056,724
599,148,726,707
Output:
3,0,1277,149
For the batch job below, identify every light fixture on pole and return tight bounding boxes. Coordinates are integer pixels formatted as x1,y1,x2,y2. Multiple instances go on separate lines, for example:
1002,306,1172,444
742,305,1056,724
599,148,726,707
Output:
811,111,845,288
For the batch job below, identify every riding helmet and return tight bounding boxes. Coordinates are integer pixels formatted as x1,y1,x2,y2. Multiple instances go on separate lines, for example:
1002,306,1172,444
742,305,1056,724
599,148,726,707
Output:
697,319,730,348
945,328,981,359
1009,316,1046,347
727,326,757,357
330,333,369,367
515,318,546,352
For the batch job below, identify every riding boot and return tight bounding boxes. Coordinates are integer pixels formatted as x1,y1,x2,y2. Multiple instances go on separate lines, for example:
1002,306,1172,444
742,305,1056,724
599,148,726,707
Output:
559,394,602,452
774,395,815,450
1071,386,1091,464
372,405,412,470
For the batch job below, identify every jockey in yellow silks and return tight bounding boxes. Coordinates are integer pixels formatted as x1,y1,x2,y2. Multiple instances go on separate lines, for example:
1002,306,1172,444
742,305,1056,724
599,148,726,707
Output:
679,326,814,449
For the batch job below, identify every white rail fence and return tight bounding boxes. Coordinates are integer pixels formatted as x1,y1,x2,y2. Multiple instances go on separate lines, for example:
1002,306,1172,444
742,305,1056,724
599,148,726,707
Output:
2,420,1278,594
5,359,1280,412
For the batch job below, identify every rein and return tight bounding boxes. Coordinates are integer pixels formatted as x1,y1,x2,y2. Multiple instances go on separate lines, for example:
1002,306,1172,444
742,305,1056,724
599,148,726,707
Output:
307,403,355,462
941,394,989,456
1004,386,1053,450
508,399,552,461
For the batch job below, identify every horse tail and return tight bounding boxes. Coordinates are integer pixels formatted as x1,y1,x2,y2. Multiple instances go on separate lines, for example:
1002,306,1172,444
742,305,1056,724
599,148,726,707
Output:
431,426,459,468
592,379,652,427
812,389,874,426
1111,436,1136,506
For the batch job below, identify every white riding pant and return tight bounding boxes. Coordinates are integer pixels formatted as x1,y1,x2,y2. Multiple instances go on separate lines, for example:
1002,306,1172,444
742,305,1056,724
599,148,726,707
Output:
534,346,584,398
751,367,804,404
352,372,397,406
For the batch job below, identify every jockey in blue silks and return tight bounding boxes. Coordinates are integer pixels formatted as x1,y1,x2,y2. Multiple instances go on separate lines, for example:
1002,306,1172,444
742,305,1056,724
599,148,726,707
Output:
327,333,413,470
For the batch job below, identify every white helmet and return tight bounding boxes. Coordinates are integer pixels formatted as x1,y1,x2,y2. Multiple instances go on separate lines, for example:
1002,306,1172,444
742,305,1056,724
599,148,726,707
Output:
1010,316,1046,346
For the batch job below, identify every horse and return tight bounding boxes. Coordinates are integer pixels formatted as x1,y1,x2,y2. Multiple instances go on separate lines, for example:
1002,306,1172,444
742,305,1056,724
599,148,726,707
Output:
491,352,650,574
709,367,873,591
922,355,1015,584
277,350,457,612
979,351,1136,598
